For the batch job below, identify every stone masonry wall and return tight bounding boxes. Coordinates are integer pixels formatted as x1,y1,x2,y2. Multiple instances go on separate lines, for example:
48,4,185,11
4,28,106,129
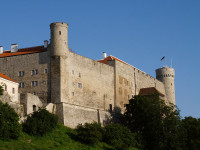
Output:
108,60,166,110
0,51,50,104
65,52,115,111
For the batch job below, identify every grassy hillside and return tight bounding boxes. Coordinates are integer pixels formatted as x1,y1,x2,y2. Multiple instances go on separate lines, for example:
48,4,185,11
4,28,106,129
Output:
0,124,138,150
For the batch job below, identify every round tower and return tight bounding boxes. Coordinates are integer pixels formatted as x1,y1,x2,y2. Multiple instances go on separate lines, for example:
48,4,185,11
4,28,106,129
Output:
156,67,175,105
50,22,69,56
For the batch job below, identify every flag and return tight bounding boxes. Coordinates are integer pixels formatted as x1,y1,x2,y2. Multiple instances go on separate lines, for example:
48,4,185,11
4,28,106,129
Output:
161,56,165,61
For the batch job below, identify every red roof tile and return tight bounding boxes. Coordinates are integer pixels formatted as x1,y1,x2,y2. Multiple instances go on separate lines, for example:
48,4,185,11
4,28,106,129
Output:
97,55,130,65
0,46,47,58
0,73,17,82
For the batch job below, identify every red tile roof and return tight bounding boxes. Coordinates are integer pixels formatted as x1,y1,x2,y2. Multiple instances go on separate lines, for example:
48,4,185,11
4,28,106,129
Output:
97,55,130,66
0,46,47,58
139,87,165,97
97,55,146,73
0,73,17,82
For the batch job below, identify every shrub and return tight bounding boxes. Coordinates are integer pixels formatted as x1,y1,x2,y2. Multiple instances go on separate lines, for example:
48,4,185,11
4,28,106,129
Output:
76,122,103,145
22,108,58,136
103,123,136,150
0,101,21,140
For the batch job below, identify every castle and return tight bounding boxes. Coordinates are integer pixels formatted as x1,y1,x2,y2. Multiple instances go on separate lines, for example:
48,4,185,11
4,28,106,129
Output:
0,22,175,128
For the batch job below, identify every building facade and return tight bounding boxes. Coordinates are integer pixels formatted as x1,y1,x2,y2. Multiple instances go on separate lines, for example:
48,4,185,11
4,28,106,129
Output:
0,22,175,128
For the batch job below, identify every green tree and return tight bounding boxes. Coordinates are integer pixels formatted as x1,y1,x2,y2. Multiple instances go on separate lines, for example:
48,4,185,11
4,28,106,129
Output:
0,101,21,140
0,85,3,95
123,94,180,150
103,123,136,150
179,116,200,150
22,108,58,136
76,122,103,145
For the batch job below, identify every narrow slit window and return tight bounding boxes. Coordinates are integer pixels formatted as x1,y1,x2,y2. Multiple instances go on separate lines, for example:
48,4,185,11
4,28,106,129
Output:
59,31,61,35
109,104,112,112
12,88,15,94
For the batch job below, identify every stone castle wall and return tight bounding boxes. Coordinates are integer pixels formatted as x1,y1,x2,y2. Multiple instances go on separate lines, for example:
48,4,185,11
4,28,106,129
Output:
107,60,166,110
0,51,50,104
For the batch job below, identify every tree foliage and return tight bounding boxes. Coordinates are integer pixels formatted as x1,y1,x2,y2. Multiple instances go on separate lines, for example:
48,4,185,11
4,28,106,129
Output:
0,101,21,140
123,94,180,150
103,123,136,150
76,122,103,145
22,108,58,136
178,116,200,150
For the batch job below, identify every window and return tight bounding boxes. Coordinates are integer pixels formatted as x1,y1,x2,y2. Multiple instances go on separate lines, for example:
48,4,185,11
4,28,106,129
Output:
32,69,38,75
59,31,61,35
4,85,7,91
31,81,38,86
78,83,82,89
127,81,129,86
18,71,25,77
79,73,81,78
109,104,112,112
44,69,48,73
12,88,15,94
19,82,25,88
72,92,75,96
72,70,74,75
33,105,36,112
128,95,130,99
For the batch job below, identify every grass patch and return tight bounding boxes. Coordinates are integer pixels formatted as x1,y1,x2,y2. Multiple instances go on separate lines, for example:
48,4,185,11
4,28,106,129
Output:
0,124,138,150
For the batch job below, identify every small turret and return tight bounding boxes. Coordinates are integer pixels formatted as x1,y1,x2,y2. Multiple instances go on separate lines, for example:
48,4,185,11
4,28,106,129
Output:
50,22,69,56
156,67,175,105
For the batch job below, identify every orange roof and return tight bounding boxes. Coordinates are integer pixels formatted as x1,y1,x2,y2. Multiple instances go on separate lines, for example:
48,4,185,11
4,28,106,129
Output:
139,87,165,97
97,55,130,66
0,46,47,58
0,73,17,82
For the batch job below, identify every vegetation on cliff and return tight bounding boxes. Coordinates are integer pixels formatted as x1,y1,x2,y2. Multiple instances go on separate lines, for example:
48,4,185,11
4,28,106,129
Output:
0,90,200,150
22,108,58,136
0,101,21,140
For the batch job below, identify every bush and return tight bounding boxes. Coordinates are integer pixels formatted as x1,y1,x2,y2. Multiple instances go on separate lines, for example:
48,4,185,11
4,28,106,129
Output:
103,123,136,150
22,108,58,136
76,122,103,145
0,101,21,140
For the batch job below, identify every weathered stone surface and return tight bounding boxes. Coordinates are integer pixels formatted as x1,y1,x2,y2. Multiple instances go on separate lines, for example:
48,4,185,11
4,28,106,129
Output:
0,22,175,128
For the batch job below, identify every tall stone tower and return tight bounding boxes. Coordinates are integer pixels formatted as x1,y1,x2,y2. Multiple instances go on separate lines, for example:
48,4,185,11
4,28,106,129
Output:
156,67,175,105
50,22,69,104
50,22,69,56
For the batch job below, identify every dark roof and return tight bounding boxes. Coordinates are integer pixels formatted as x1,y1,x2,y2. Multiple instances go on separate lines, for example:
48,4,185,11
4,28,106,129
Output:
139,87,165,97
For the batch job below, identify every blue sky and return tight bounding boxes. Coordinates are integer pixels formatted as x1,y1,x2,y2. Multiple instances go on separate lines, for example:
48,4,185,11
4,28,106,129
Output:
0,0,199,118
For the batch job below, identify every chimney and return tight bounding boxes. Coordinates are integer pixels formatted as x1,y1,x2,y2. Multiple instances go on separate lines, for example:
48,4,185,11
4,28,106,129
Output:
11,44,18,53
44,40,48,48
0,46,3,54
103,52,107,59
